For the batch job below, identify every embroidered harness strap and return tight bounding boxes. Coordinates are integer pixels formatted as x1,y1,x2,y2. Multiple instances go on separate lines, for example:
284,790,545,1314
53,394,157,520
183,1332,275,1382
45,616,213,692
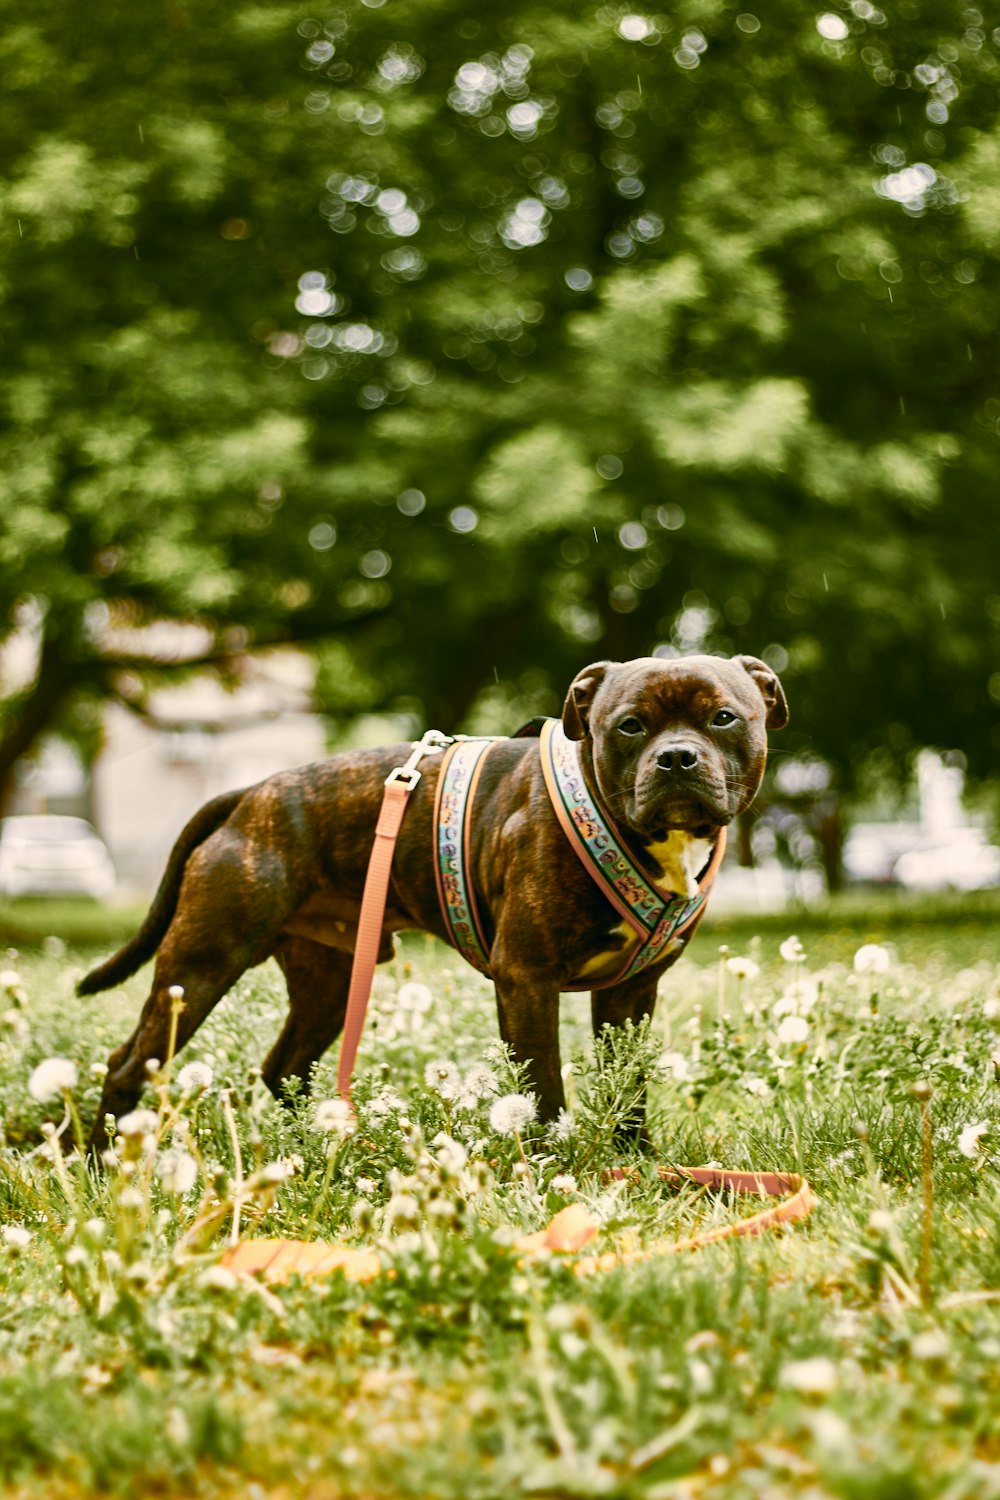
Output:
434,720,725,991
538,719,726,988
433,738,497,975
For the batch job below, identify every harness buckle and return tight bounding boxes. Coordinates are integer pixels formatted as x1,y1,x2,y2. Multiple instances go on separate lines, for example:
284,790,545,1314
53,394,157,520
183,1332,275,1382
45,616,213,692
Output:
384,729,452,789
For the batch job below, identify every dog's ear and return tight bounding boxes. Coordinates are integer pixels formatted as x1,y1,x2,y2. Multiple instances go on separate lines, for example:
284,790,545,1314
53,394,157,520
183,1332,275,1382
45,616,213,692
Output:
735,655,789,731
562,661,616,740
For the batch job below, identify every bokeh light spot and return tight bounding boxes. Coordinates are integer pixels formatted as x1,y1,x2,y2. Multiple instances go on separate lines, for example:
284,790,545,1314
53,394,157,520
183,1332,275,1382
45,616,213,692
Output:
449,506,479,533
816,12,849,40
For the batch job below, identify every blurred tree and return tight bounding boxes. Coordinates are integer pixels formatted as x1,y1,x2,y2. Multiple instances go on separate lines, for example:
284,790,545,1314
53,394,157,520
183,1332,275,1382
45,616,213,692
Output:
1,0,999,823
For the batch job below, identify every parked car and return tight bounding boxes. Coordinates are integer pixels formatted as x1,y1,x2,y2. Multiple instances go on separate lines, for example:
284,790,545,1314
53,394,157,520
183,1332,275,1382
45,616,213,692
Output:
0,815,116,899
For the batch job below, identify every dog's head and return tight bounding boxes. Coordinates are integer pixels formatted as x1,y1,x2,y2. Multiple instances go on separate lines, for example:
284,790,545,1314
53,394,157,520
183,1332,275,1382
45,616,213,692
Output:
562,653,788,841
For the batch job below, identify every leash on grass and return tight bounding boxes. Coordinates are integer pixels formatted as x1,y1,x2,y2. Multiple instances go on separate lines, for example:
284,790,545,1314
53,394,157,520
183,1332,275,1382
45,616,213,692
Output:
332,732,816,1259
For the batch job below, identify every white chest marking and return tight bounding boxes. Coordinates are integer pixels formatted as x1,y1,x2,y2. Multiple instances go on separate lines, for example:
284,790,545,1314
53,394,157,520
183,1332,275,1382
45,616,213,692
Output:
642,832,714,899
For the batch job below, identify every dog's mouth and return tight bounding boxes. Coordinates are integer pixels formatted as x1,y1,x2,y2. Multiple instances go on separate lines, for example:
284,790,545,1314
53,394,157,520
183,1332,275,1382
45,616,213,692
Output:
638,799,729,841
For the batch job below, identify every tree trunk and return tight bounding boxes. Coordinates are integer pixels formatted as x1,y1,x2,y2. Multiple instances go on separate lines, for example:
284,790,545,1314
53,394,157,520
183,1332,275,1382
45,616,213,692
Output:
0,632,73,815
814,796,844,894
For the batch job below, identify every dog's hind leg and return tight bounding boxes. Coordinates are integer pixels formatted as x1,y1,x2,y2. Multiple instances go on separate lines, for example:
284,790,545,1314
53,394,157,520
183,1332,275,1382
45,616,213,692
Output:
88,930,274,1140
263,936,355,1103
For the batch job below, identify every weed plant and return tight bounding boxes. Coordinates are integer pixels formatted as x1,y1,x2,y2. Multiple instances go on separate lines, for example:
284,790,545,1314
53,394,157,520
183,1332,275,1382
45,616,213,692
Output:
0,923,998,1498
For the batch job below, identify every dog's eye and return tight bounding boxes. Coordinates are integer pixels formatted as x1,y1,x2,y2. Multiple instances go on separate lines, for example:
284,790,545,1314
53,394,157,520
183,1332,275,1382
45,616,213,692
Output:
617,716,644,737
711,709,738,728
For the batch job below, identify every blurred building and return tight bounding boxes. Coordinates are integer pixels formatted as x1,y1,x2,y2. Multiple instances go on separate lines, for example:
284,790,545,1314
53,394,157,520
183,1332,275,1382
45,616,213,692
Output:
8,651,327,895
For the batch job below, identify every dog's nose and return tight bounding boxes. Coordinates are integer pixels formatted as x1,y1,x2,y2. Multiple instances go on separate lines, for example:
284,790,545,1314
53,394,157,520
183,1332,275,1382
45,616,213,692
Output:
657,745,699,773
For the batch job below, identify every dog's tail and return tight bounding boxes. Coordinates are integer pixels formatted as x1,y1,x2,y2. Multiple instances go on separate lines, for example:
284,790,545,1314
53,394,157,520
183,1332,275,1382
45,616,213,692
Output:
77,788,248,996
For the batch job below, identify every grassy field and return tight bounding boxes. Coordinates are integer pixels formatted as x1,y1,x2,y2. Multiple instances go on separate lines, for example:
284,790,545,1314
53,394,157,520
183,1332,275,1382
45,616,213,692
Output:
0,898,998,1498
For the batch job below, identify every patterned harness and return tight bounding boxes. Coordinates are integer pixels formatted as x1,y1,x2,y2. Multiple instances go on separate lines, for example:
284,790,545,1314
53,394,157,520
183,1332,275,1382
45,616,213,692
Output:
433,719,726,990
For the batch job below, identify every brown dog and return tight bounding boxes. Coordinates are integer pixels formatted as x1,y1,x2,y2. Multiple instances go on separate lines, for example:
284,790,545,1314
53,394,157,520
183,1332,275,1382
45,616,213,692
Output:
80,653,786,1142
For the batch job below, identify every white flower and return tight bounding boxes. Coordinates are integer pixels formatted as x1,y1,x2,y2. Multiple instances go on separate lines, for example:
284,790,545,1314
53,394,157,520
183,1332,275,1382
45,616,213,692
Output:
117,1109,159,1137
364,1088,405,1120
398,981,433,1013
157,1149,198,1195
958,1120,990,1159
199,1266,239,1292
313,1098,355,1135
742,1076,770,1099
911,1329,950,1363
432,1133,468,1174
853,944,891,975
779,935,807,964
780,1356,838,1395
0,969,23,992
2,1225,32,1249
552,1109,575,1141
983,996,1000,1020
782,976,820,1014
386,1192,421,1228
550,1173,578,1195
28,1057,78,1101
177,1061,213,1092
462,1063,499,1101
355,1176,377,1196
777,1015,810,1045
488,1093,537,1135
660,1050,691,1082
258,1161,294,1184
725,956,760,981
2,1008,29,1041
424,1059,462,1100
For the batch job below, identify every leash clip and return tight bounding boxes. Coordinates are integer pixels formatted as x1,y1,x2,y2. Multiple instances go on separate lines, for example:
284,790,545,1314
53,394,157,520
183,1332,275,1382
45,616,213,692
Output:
384,728,451,789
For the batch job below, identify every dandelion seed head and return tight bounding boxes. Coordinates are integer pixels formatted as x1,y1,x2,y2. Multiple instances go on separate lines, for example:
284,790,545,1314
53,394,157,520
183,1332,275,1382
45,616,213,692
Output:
177,1061,213,1092
462,1063,499,1100
117,1108,159,1137
660,1050,691,1081
958,1119,990,1158
157,1148,198,1195
2,1225,31,1249
313,1098,355,1134
398,980,433,1013
780,1356,838,1395
424,1059,462,1100
853,943,891,975
432,1132,468,1174
488,1092,537,1135
550,1173,578,1195
28,1057,78,1101
725,956,760,980
777,1014,810,1045
200,1265,239,1292
779,935,807,964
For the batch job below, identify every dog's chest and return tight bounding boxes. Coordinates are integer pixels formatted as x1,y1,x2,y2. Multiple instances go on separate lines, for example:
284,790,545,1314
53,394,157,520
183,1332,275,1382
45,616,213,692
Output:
641,831,715,899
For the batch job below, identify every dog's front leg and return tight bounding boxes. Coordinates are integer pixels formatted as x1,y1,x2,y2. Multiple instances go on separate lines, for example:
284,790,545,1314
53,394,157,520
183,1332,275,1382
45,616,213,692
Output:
490,951,564,1122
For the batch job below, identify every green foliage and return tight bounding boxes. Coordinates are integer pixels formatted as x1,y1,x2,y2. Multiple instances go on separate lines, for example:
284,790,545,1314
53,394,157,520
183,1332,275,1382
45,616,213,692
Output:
1,929,999,1495
1,0,1000,796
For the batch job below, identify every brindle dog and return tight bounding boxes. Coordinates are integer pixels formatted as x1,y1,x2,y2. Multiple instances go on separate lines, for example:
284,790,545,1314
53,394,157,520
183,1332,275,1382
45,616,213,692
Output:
80,653,787,1144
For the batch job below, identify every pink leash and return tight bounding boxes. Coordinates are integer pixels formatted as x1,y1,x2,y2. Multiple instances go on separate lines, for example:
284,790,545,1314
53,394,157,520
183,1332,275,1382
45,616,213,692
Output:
336,733,448,1103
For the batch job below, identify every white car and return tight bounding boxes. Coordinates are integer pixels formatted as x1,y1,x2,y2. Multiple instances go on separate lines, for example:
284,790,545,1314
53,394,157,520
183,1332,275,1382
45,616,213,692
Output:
0,815,116,900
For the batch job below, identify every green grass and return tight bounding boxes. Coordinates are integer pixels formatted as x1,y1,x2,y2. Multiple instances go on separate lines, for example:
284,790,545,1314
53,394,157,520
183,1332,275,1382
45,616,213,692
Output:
0,912,998,1498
